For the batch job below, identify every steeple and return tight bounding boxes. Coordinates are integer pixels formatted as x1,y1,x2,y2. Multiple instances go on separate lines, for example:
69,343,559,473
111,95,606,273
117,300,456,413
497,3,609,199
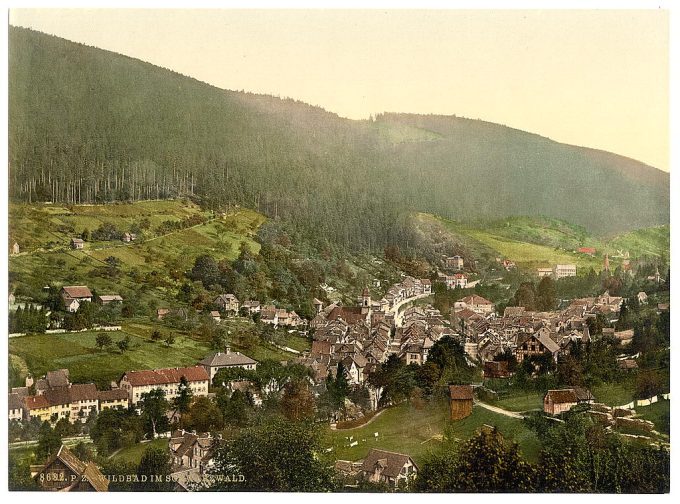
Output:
603,253,610,272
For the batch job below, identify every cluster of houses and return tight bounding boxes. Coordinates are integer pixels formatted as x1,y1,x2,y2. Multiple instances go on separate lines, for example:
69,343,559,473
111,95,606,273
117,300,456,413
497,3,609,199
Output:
60,285,123,313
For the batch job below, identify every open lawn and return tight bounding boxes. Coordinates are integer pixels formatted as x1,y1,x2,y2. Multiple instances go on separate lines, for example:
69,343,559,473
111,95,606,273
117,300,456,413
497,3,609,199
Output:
9,328,212,387
636,399,670,436
110,438,168,465
325,400,541,466
494,392,544,412
592,382,635,407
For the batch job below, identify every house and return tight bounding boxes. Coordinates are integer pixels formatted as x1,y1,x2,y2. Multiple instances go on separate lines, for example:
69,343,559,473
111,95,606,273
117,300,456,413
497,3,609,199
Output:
63,384,99,423
578,247,596,256
455,295,494,315
544,387,594,415
448,385,473,420
445,273,468,289
70,238,84,250
169,430,216,472
60,285,93,312
515,330,560,363
9,393,24,421
554,264,577,279
537,268,553,278
199,347,258,382
119,366,210,406
241,300,261,315
33,445,109,491
313,298,324,314
360,448,418,488
98,388,129,410
445,255,464,271
24,395,52,422
214,294,240,313
97,294,123,305
11,242,20,254
210,310,221,322
121,232,137,243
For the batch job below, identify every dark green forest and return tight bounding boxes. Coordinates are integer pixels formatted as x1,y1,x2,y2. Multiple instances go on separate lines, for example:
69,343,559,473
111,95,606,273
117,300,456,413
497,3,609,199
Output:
9,27,669,250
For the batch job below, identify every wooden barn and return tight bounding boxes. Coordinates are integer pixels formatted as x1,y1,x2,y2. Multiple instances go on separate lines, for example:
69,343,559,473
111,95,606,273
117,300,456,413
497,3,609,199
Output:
448,384,473,420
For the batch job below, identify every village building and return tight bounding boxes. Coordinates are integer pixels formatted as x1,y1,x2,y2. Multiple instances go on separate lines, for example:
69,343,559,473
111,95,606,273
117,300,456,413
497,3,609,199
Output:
169,430,216,472
214,294,240,313
515,330,560,363
543,387,594,415
454,294,494,315
241,300,261,314
537,267,553,278
360,448,418,488
97,388,130,410
554,264,577,279
199,347,258,382
97,294,123,305
448,384,474,420
60,285,93,312
70,238,84,250
445,273,468,289
209,310,221,322
445,255,464,271
8,393,24,421
32,445,109,492
119,366,210,406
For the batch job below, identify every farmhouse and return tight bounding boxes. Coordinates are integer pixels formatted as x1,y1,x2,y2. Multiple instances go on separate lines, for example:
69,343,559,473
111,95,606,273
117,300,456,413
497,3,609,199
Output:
199,347,258,382
445,255,464,271
448,384,473,420
360,448,418,488
97,294,123,305
544,387,594,415
60,285,93,312
119,366,210,406
70,238,84,250
33,445,109,492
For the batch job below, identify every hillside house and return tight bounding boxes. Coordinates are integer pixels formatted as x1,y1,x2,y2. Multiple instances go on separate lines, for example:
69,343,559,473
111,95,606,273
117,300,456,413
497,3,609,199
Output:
121,232,137,243
544,387,594,415
70,238,84,249
360,449,418,488
210,310,221,322
119,366,210,406
448,384,473,420
169,430,216,472
578,247,596,256
214,294,240,314
199,347,258,382
537,268,553,278
241,300,261,315
554,264,577,279
61,285,93,312
33,445,109,492
97,294,123,305
454,295,494,315
445,273,468,289
445,255,464,271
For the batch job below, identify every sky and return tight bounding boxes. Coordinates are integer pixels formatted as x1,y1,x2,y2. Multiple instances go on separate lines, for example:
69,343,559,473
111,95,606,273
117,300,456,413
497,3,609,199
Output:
8,8,670,171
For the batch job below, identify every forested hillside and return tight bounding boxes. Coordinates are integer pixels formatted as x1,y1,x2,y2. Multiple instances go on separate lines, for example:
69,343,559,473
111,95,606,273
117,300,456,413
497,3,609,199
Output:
9,27,669,250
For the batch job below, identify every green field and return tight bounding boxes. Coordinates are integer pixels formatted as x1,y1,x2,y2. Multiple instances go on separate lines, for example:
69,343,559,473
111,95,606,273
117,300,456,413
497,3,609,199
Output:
494,392,544,412
110,438,169,465
635,399,670,436
325,400,541,466
591,382,636,407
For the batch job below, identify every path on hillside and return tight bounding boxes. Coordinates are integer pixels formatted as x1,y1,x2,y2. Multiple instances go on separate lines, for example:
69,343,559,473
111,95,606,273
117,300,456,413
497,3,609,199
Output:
330,408,388,431
474,400,525,419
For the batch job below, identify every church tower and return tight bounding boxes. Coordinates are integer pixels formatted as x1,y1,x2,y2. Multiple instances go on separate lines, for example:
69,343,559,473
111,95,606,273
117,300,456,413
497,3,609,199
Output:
603,253,610,272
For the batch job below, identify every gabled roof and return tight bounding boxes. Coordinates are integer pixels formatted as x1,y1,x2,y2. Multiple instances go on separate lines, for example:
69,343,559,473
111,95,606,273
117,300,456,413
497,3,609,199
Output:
39,446,109,491
199,351,257,368
122,366,209,387
46,369,71,388
61,285,93,299
361,449,416,479
449,384,473,400
25,395,50,410
68,383,99,402
460,295,493,306
545,389,578,404
9,393,23,411
98,388,129,402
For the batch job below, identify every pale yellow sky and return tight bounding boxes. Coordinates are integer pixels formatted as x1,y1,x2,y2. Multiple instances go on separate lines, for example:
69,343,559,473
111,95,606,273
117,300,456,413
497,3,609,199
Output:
9,9,669,171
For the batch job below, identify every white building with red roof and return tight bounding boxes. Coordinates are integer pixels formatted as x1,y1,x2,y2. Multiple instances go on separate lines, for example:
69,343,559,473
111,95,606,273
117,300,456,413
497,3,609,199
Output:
119,366,210,405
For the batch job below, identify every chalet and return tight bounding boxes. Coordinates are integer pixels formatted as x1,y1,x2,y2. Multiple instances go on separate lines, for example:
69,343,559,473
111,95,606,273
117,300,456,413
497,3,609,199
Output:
97,389,129,410
448,385,473,420
169,430,216,472
199,347,258,382
214,294,240,313
61,285,93,312
515,330,560,363
544,387,594,415
445,255,464,271
119,366,210,406
33,445,109,492
70,238,84,250
360,449,418,488
97,294,123,305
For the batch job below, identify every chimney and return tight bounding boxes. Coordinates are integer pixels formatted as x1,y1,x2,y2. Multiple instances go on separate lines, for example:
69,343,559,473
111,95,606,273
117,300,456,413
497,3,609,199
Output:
225,346,231,354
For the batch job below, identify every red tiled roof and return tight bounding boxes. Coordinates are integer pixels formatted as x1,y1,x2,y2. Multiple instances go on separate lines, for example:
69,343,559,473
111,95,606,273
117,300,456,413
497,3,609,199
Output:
61,285,93,298
24,395,50,410
123,366,209,387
